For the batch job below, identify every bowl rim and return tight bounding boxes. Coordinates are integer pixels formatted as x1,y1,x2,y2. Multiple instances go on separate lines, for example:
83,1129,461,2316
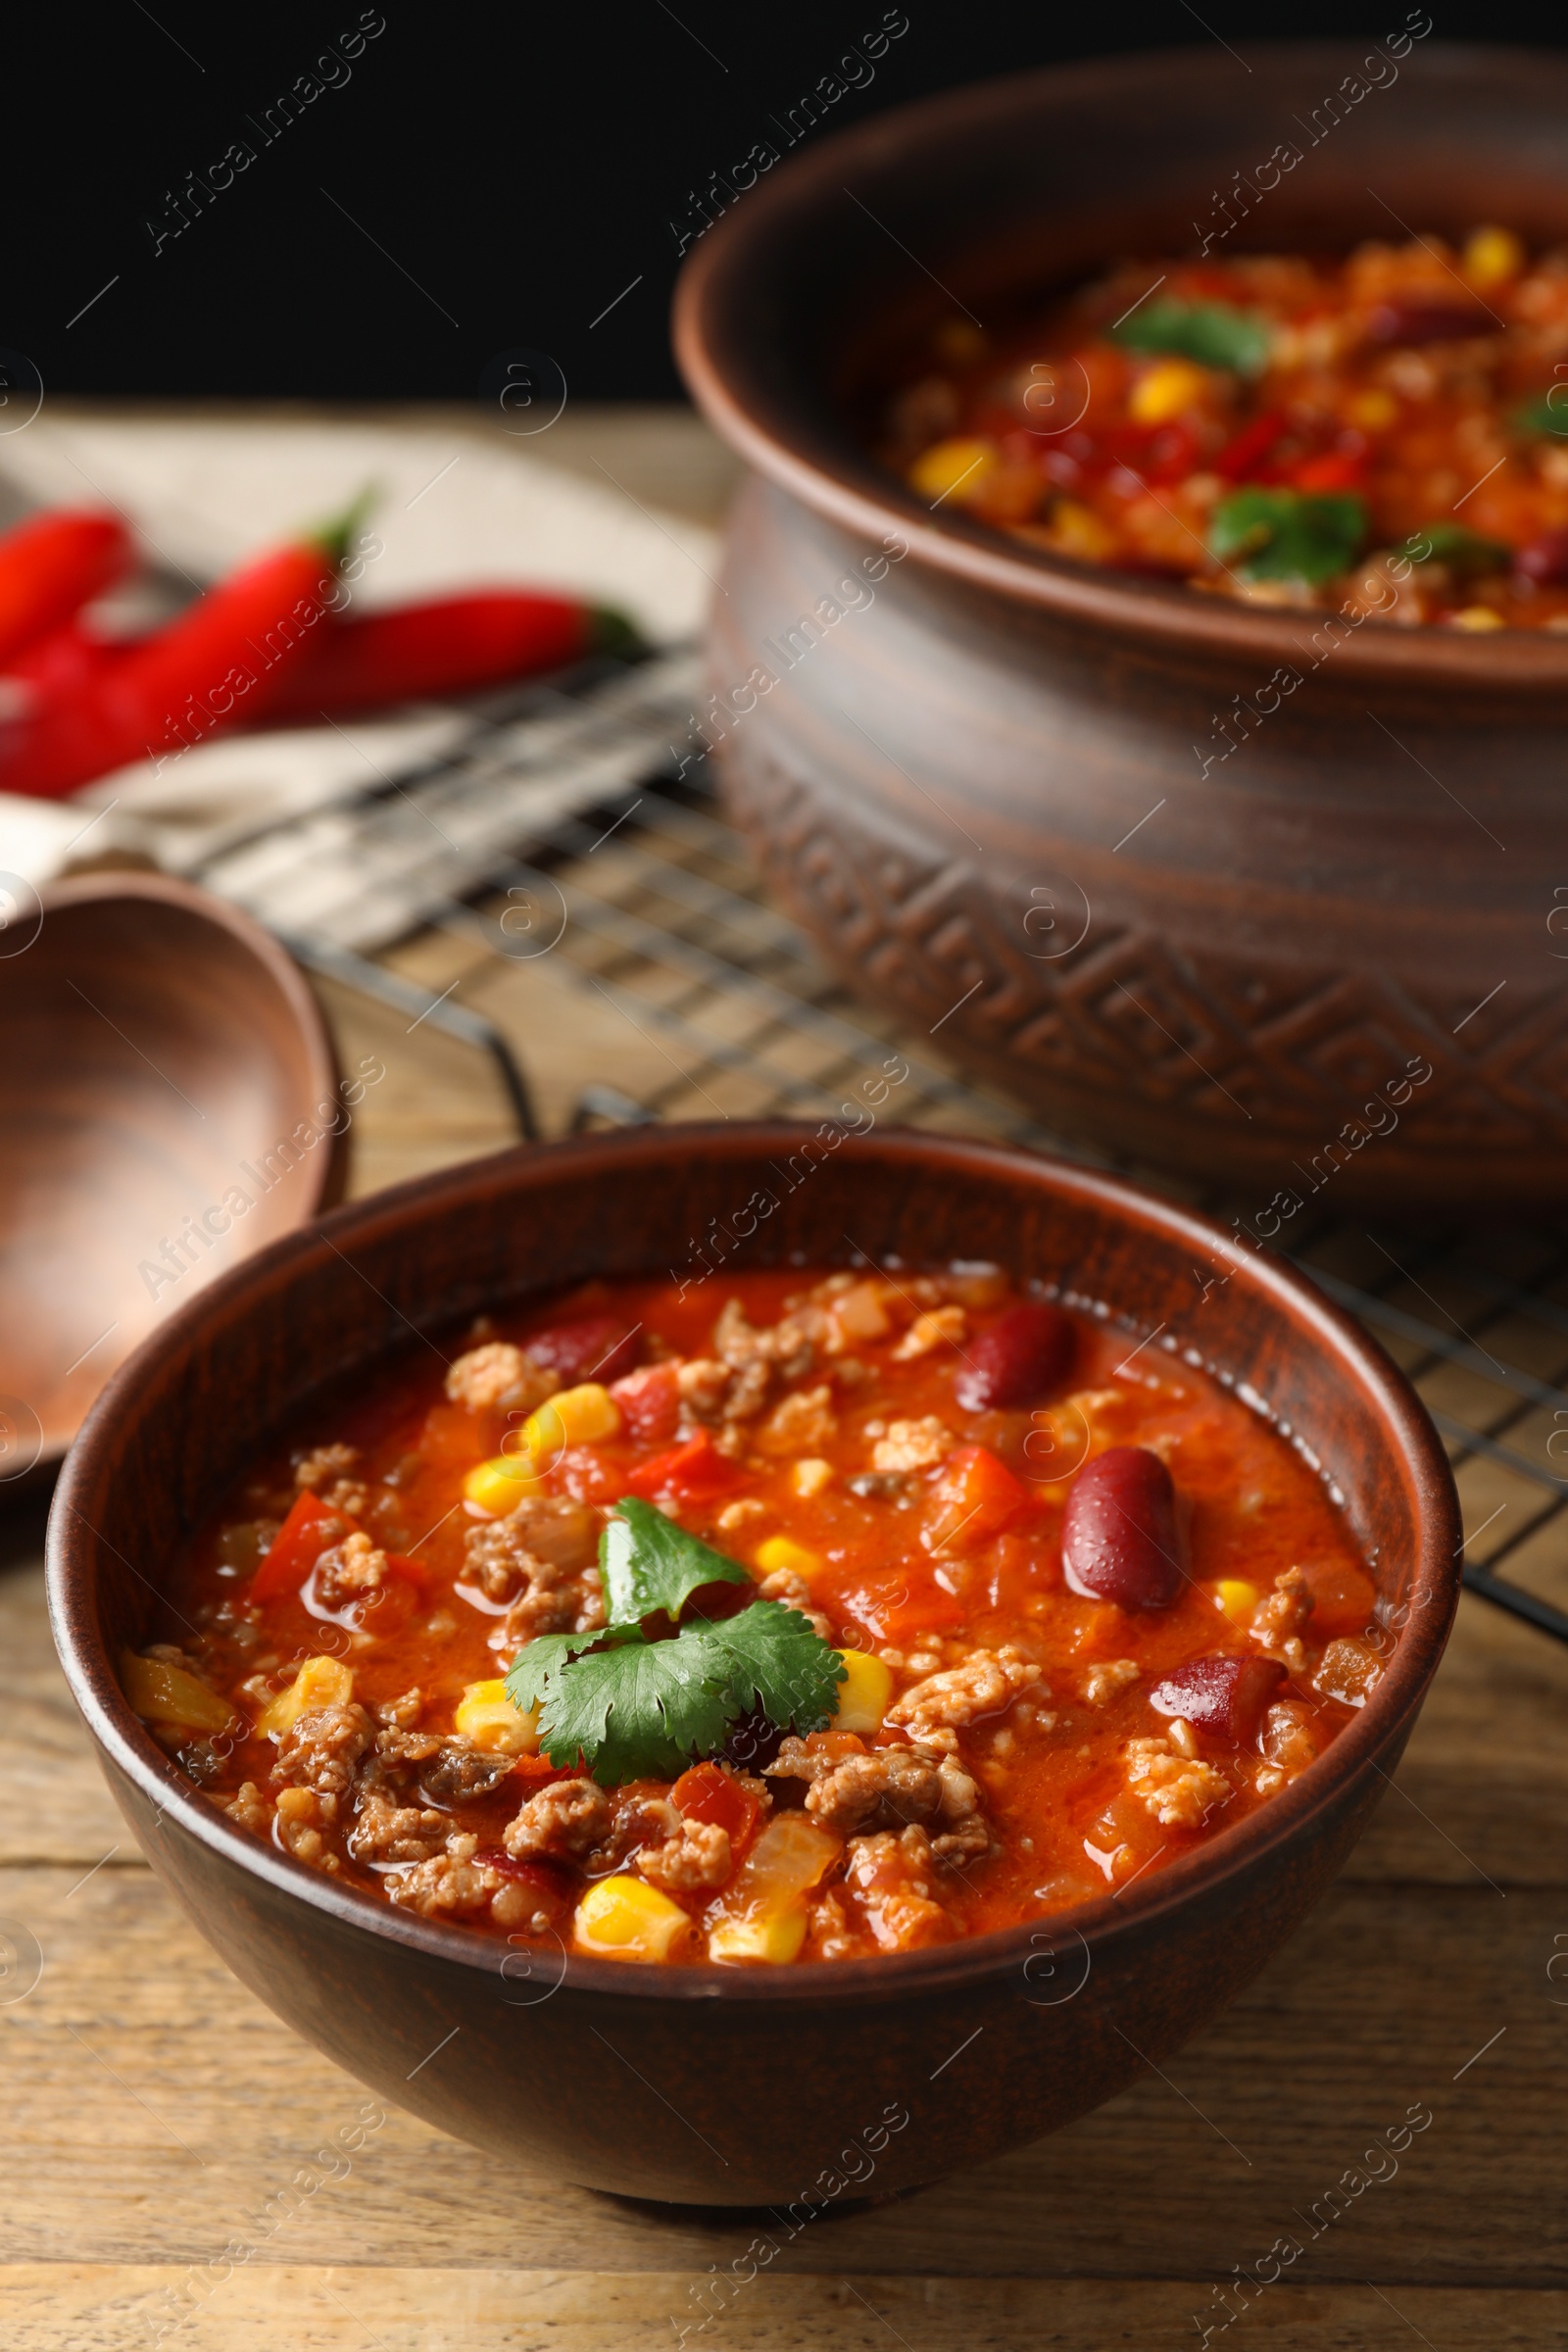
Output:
672,37,1568,690
48,1120,1461,2006
19,867,341,1468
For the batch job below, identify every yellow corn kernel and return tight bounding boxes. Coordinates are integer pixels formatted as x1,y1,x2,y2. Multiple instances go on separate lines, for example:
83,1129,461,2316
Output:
755,1533,824,1583
1128,358,1210,425
908,436,998,507
524,1382,621,1464
792,1456,833,1498
255,1655,354,1740
1347,387,1398,431
1449,606,1505,630
574,1875,692,1961
1464,224,1524,289
708,1906,810,1965
1048,498,1119,562
453,1679,538,1755
463,1452,546,1515
706,1815,840,1966
833,1649,893,1735
1212,1579,1260,1627
120,1651,236,1735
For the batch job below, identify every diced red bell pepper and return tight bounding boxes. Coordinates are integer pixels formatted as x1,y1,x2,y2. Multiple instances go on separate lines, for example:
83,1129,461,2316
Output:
380,1551,429,1590
671,1760,763,1857
622,1427,742,1501
924,1445,1030,1554
509,1755,586,1787
1215,411,1286,481
249,1489,363,1601
839,1573,965,1643
1290,451,1365,493
611,1361,681,1446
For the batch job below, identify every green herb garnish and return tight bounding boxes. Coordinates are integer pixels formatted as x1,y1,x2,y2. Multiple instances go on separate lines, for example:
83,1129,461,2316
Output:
504,1498,846,1785
1394,521,1512,577
1113,296,1271,377
1208,487,1367,584
1515,391,1568,439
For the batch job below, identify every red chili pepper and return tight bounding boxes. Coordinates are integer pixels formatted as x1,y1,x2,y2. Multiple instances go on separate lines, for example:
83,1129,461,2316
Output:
250,1490,363,1602
621,1427,742,1501
1215,411,1286,481
0,510,130,670
258,592,638,724
0,504,363,798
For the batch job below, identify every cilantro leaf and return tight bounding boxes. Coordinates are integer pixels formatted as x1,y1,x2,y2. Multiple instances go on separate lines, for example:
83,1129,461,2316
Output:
599,1496,752,1625
692,1599,847,1734
1394,521,1512,578
532,1627,739,1782
1209,487,1366,584
1113,297,1271,377
508,1602,847,1786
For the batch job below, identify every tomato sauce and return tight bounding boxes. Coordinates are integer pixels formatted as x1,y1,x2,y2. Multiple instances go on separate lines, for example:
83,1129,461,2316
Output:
131,1265,1384,1964
878,228,1568,626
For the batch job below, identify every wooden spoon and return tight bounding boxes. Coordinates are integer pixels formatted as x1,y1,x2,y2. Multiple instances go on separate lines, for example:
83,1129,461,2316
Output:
0,870,341,1479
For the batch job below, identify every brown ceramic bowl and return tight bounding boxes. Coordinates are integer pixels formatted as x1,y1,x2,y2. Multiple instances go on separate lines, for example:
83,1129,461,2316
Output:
0,871,343,1485
48,1123,1459,2205
674,41,1568,1207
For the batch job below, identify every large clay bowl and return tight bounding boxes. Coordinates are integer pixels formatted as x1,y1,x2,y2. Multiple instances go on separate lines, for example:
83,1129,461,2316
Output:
48,1123,1459,2205
0,870,341,1480
674,42,1568,1206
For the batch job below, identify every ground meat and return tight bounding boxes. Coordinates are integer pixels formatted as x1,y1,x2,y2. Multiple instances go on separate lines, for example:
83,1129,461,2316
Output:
445,1342,559,1415
891,1305,967,1360
372,1725,446,1769
675,1357,735,1422
468,1496,605,1645
757,1385,838,1455
314,1531,390,1610
271,1703,373,1819
755,1566,834,1641
416,1740,517,1804
294,1442,358,1492
224,1781,271,1835
765,1739,990,1863
503,1776,612,1863
808,1888,857,1960
349,1785,449,1864
385,1833,506,1918
640,1816,732,1891
871,1417,953,1473
1082,1658,1141,1707
274,1785,341,1872
713,1294,821,1382
1263,1698,1321,1774
715,1497,767,1533
886,1645,1044,1753
374,1689,425,1730
1250,1566,1314,1674
842,1827,955,1949
1124,1736,1232,1828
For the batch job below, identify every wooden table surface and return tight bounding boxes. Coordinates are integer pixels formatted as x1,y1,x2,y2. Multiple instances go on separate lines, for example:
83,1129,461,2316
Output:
3,410,1566,2352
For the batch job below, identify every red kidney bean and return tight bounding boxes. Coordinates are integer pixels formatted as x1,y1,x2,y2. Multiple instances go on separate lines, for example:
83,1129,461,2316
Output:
1060,1446,1182,1610
524,1313,641,1385
955,1299,1074,1410
1517,527,1568,586
1365,297,1494,345
1148,1653,1285,1744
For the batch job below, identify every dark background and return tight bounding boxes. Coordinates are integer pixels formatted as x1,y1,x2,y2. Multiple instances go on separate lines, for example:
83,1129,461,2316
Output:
12,3,1562,407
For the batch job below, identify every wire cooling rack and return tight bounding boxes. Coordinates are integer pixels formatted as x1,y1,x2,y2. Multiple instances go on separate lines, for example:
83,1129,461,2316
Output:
188,648,1568,1646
